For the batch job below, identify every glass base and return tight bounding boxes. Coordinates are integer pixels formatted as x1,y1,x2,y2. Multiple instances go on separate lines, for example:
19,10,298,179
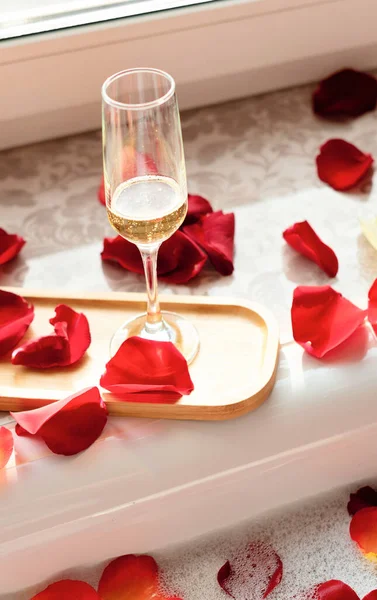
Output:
109,311,200,364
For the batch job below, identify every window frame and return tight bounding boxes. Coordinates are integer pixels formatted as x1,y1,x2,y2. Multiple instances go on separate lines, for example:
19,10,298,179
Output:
1,0,377,150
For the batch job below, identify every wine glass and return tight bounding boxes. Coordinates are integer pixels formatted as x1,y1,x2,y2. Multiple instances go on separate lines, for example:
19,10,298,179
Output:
101,68,199,364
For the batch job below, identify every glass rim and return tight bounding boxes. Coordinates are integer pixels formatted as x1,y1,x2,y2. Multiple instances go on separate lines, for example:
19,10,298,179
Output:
101,68,176,110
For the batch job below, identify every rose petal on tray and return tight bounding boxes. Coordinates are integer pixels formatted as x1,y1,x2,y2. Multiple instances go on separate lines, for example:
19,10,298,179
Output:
0,289,34,356
183,211,235,275
12,304,91,368
31,580,101,600
313,69,377,118
316,139,373,191
184,194,213,225
0,228,25,264
98,554,182,600
100,337,194,403
350,506,377,557
348,486,377,516
0,427,13,469
283,221,338,277
291,286,366,358
102,230,207,284
217,542,283,599
11,387,108,456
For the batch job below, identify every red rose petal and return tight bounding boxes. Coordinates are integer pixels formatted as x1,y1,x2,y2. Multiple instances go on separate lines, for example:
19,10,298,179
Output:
98,554,182,600
0,427,13,469
291,286,366,358
31,580,101,600
11,387,107,456
348,486,377,516
217,542,283,599
184,194,213,225
102,230,207,284
368,279,377,332
350,506,377,556
313,69,377,118
100,337,194,403
12,304,91,368
183,211,235,275
0,289,34,356
316,139,373,191
283,221,338,277
0,228,25,264
316,580,360,600
364,593,377,600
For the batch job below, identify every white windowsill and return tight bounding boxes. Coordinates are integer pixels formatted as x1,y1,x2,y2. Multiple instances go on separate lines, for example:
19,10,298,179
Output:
1,0,377,150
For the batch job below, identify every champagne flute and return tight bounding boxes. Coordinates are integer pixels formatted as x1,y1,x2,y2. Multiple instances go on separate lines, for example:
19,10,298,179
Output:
102,68,199,363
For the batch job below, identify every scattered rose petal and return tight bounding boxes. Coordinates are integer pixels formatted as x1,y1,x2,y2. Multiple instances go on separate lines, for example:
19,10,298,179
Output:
0,289,34,356
0,427,13,469
316,139,373,191
368,279,377,332
102,230,207,284
98,554,182,600
100,337,194,402
31,580,101,600
350,506,377,557
0,228,25,264
364,593,377,600
313,69,377,118
12,304,91,368
291,286,366,358
184,194,213,225
360,217,377,252
348,486,377,516
316,580,361,600
11,387,107,456
283,221,338,277
217,542,282,599
183,211,235,275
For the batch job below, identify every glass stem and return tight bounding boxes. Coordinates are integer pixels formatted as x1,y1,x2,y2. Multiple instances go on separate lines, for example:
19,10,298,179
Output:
140,244,163,334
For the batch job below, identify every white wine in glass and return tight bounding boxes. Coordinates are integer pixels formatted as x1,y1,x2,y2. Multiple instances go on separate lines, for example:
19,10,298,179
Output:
102,68,199,363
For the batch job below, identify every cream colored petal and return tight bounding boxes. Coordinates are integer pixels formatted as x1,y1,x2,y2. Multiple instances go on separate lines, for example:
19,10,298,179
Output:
360,217,377,251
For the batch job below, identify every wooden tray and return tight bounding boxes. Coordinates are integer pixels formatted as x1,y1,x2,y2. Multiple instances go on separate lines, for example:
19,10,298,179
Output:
0,289,279,421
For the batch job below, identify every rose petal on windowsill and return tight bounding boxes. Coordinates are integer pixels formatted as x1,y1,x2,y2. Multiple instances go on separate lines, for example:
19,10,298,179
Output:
183,210,235,276
184,194,213,225
217,542,283,599
102,230,207,284
11,387,107,456
283,221,338,277
350,506,377,558
348,486,377,516
98,554,182,600
0,427,13,469
31,580,101,600
0,228,26,264
313,69,377,118
316,139,373,191
291,286,366,358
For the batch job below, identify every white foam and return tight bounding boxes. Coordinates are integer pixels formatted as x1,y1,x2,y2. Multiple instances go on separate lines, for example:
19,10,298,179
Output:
4,484,377,599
